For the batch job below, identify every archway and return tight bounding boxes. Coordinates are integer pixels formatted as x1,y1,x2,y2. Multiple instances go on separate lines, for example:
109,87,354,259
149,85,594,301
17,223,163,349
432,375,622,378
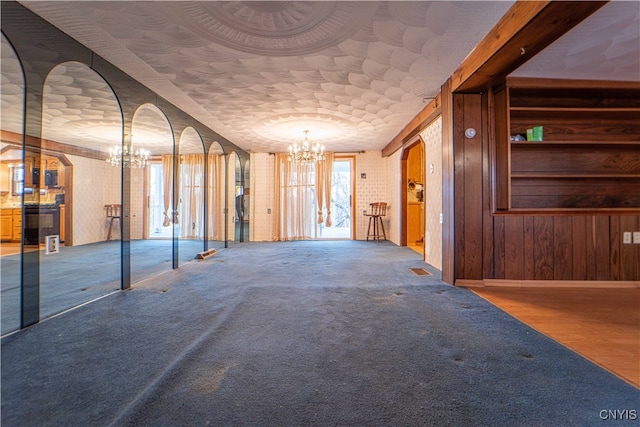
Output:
39,61,123,319
401,139,425,255
177,127,205,265
130,103,174,282
0,34,25,334
206,141,225,249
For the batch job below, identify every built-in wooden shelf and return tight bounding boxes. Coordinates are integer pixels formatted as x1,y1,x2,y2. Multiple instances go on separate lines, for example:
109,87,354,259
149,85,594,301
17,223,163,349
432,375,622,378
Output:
511,140,640,146
509,106,640,113
494,78,640,211
493,208,640,216
511,173,640,179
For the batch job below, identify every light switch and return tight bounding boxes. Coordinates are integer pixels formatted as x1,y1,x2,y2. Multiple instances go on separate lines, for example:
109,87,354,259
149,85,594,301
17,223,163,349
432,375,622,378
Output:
634,232,640,244
622,232,632,244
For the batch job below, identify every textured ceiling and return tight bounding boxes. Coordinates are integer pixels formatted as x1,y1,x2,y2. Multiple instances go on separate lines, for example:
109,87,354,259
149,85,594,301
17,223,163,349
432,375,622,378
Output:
17,1,515,154
512,0,639,81
5,1,639,155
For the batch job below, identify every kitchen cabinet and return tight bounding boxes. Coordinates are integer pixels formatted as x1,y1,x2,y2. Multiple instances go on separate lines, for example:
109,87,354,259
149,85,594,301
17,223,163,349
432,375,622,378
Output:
1,208,23,241
12,209,22,241
1,209,13,241
0,163,10,193
24,157,36,187
59,204,65,243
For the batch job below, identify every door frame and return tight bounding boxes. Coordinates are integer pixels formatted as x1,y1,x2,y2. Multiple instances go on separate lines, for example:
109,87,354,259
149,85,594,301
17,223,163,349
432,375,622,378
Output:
400,138,424,248
330,155,355,240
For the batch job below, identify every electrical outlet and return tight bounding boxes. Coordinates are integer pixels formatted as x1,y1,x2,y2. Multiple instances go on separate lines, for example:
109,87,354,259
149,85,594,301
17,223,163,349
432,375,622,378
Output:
622,232,632,244
634,232,640,244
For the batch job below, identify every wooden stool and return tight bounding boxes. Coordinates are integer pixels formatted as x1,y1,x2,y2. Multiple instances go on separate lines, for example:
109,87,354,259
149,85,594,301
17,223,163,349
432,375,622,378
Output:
365,202,387,242
105,204,121,242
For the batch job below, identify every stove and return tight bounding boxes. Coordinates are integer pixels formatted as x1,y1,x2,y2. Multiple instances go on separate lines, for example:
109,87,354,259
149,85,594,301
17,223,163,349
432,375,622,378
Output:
24,204,60,245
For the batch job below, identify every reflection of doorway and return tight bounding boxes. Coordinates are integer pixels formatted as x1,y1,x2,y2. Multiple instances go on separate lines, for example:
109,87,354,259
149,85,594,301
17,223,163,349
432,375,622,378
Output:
402,141,424,254
317,157,353,240
148,162,172,239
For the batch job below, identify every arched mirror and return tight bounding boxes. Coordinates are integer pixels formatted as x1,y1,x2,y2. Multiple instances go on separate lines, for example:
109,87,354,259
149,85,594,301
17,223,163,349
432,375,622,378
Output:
39,61,123,320
227,152,242,243
1,35,25,334
206,141,225,250
177,127,205,265
243,158,250,242
130,104,174,283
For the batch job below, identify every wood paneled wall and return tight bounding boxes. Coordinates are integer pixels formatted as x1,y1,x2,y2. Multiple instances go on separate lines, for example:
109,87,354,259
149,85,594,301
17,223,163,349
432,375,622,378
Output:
452,92,486,281
451,92,640,283
493,214,640,281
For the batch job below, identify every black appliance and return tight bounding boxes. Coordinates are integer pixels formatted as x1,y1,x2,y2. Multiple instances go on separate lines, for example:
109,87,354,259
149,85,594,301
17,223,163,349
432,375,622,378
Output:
45,170,58,187
32,168,40,186
24,204,60,245
55,193,65,204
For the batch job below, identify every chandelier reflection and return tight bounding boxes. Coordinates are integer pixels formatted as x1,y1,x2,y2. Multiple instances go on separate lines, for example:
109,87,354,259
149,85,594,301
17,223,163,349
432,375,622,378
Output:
289,130,324,163
106,142,150,168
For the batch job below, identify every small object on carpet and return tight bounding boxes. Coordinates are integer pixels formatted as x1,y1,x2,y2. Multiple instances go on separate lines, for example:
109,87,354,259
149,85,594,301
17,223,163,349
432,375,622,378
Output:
196,249,217,259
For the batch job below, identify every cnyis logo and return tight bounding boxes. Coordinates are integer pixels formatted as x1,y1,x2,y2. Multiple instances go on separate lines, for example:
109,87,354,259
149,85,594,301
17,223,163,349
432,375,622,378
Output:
599,409,638,420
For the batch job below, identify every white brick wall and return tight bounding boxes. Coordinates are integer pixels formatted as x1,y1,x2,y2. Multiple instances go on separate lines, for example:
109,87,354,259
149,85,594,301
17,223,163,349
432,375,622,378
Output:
355,150,388,241
250,152,275,241
68,154,121,245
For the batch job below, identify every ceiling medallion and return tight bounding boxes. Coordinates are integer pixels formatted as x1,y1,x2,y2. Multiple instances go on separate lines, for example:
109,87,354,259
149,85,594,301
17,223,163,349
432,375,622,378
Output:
176,1,379,56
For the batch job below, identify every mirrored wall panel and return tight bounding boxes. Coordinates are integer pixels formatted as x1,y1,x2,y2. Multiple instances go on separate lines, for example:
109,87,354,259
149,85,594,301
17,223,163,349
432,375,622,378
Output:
207,142,225,250
130,104,174,283
1,34,24,334
39,62,123,320
177,127,205,265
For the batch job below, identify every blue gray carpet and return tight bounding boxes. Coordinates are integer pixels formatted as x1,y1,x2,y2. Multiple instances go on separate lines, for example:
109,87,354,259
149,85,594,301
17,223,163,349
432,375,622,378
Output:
2,241,638,426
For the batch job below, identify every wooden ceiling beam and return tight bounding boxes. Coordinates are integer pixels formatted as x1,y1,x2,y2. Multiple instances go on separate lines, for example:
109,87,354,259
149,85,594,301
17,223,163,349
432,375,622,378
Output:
450,0,608,93
382,1,608,155
381,94,441,157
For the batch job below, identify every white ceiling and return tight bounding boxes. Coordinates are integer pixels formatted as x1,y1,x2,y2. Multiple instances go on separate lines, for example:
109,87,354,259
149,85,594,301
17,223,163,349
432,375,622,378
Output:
6,1,640,155
512,0,639,81
17,1,515,153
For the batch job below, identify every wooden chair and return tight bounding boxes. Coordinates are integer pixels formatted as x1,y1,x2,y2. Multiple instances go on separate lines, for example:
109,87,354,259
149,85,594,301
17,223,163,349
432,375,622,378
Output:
365,202,387,242
104,204,121,242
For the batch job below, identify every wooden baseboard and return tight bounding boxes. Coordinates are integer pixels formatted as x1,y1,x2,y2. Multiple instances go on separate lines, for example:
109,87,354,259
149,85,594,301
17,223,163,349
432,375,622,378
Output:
456,279,640,289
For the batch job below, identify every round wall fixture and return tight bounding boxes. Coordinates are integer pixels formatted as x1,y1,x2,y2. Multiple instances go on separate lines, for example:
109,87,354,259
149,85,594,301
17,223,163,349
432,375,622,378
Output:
465,127,477,138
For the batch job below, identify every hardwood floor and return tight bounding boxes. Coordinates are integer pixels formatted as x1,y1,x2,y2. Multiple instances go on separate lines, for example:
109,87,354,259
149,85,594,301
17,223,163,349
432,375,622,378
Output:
407,243,423,255
470,286,640,388
0,242,21,257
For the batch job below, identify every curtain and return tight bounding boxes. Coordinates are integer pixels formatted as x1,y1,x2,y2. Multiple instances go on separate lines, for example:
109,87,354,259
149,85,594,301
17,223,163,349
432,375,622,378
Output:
273,153,316,241
161,154,174,226
178,154,204,239
323,152,334,226
316,158,324,224
206,154,223,241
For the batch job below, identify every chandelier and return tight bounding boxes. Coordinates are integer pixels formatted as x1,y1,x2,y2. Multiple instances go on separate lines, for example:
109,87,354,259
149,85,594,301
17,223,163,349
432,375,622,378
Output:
289,130,324,163
106,142,150,168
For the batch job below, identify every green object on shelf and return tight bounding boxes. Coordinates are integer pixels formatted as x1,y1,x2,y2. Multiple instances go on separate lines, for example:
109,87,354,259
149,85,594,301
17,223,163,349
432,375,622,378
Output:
532,125,543,141
526,126,543,141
